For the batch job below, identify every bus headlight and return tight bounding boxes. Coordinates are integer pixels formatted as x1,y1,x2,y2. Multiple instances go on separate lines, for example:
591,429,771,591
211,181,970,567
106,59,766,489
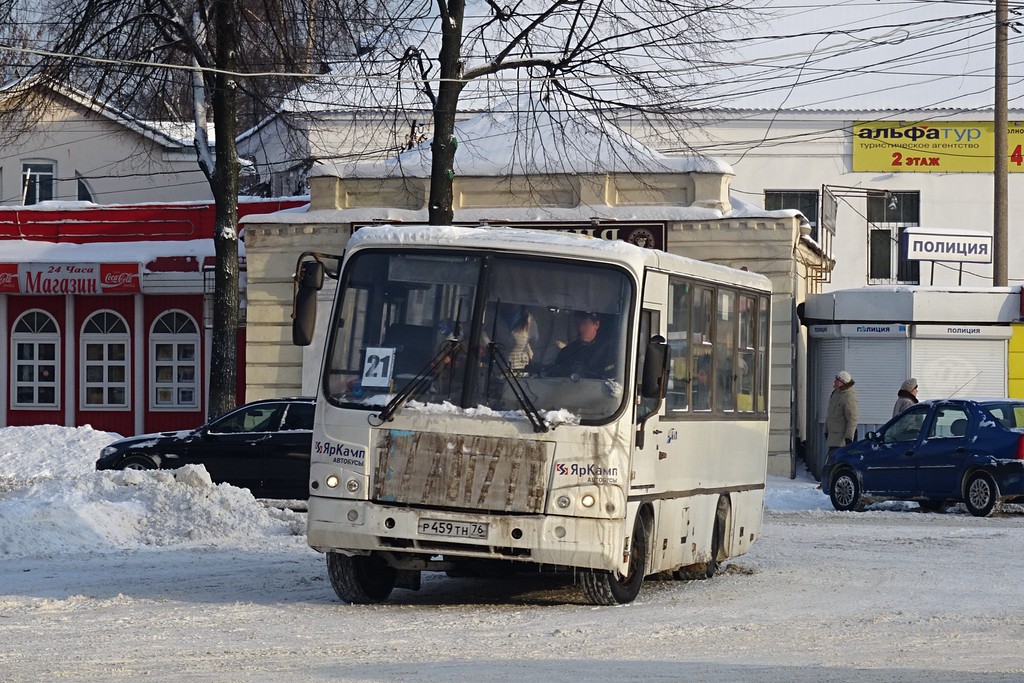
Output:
346,478,360,493
325,474,340,488
581,493,596,508
556,495,572,509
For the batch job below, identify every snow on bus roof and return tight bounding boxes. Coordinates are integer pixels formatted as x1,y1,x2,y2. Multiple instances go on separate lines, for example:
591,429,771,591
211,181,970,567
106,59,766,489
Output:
348,224,772,289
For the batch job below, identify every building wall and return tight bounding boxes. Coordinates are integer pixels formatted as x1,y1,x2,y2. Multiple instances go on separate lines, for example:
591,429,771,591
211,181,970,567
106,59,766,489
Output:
1010,323,1024,399
0,201,304,434
2,91,212,206
632,110,1024,289
3,290,213,434
243,222,350,399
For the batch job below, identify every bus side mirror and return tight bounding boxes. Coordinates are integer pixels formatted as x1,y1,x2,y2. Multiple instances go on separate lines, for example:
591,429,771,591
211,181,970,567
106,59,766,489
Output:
292,260,324,347
641,335,670,399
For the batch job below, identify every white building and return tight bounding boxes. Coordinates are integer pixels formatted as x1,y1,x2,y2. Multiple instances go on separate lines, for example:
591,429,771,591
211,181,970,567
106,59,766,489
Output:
0,80,213,206
646,109,1024,291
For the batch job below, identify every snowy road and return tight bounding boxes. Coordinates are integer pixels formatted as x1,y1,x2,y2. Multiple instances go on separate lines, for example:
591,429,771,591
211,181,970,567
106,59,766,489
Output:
4,507,1024,682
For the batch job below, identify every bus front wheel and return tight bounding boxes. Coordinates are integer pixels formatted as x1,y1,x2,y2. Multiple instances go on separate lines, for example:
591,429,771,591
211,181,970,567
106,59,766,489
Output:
581,513,649,606
326,551,396,604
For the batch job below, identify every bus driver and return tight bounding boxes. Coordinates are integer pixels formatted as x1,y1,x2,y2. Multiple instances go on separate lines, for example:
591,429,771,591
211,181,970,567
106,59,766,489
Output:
550,311,616,379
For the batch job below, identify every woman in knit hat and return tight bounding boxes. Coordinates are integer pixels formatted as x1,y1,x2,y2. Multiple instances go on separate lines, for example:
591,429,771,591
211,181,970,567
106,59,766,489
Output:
825,370,858,452
893,378,919,417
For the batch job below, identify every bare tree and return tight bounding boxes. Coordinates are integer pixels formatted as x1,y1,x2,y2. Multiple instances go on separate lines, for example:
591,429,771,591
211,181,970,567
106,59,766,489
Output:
296,0,750,224
0,0,358,418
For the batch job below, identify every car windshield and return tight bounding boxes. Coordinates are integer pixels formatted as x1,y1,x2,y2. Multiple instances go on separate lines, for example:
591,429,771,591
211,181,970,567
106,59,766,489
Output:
323,249,634,423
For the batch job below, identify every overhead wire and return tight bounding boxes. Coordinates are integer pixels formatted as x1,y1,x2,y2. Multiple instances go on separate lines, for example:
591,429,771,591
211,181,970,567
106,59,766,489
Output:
1,1,1022,199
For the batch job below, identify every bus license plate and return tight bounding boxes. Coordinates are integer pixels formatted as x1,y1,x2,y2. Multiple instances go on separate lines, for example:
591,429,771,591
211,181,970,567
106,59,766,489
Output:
418,519,488,539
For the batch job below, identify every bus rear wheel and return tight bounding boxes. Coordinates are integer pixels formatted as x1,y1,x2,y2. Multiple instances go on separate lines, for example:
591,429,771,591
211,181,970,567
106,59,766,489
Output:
326,551,396,604
581,513,649,606
673,498,725,580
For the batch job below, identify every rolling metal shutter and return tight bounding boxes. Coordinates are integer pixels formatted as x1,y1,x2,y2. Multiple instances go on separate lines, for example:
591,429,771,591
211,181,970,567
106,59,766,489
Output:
911,339,1007,400
847,340,909,425
814,339,845,427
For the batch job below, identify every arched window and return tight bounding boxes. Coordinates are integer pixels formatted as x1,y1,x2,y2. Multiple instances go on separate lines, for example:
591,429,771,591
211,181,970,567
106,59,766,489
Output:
11,310,60,408
150,310,199,409
81,310,129,409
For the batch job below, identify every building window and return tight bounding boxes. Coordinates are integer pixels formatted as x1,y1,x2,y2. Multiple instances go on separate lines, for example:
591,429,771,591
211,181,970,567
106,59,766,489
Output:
11,310,60,408
22,162,55,205
867,191,920,284
76,175,94,202
765,190,819,236
81,311,129,409
150,311,200,409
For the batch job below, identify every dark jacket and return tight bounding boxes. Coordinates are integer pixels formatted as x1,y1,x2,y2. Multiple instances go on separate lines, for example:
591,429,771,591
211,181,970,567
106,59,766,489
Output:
552,336,615,379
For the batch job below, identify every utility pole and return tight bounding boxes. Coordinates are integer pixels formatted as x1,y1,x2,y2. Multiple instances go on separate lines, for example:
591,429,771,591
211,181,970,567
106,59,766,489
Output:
994,0,1009,286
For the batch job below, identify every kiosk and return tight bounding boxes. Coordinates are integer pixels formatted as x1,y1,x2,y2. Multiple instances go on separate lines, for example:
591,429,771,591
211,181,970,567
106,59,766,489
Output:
801,287,1020,476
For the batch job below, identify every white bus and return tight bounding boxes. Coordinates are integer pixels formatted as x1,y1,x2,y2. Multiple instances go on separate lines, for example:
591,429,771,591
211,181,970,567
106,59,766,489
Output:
293,224,771,605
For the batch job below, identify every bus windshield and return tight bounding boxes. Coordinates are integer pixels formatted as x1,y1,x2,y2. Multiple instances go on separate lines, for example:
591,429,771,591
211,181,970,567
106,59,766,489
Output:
324,249,634,422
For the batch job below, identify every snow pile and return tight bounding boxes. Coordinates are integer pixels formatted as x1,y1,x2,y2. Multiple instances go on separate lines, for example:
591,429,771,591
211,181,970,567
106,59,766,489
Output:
763,474,831,512
0,424,120,487
0,425,304,558
0,422,825,559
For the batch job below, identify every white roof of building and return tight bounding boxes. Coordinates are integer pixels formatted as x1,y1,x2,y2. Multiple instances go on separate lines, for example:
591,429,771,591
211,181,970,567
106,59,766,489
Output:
0,239,225,268
804,286,1020,324
311,98,732,179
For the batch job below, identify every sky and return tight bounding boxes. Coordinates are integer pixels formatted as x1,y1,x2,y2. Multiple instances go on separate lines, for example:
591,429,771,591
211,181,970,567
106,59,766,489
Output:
284,0,1024,115
710,0,1024,111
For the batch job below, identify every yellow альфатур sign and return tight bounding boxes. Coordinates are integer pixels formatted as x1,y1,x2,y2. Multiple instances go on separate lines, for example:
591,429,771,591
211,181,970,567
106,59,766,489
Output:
852,121,1024,173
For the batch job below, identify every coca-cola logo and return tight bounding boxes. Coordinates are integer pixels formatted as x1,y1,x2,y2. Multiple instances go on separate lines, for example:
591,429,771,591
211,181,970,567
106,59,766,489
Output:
102,271,137,286
0,272,15,286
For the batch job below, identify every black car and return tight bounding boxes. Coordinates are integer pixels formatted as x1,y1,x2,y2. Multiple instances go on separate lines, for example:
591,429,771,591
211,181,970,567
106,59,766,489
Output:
96,397,315,499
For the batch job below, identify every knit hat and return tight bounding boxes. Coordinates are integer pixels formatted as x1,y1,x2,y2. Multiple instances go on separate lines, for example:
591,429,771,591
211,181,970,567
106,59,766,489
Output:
901,378,918,392
835,370,852,384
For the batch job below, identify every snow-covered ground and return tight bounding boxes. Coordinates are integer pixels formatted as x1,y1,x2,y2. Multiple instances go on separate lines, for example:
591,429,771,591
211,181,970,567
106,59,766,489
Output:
2,425,1023,681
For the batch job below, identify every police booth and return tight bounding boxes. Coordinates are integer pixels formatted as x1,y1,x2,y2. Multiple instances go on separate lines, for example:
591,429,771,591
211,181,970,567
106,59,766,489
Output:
801,287,1019,477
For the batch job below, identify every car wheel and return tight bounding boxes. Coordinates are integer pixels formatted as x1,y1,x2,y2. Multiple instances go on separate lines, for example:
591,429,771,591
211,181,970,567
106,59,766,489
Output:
326,551,396,604
829,469,862,512
963,471,999,517
582,511,649,605
119,455,156,470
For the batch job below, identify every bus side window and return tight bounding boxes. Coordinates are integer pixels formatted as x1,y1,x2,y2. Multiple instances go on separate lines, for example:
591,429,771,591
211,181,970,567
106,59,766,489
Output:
666,278,690,412
636,309,661,422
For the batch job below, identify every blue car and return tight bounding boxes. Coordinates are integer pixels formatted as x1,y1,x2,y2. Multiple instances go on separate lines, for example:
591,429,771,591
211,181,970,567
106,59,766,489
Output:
821,399,1024,517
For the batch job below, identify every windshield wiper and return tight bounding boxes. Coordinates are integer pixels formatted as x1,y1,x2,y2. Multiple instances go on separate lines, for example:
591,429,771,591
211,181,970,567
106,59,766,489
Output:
371,339,462,425
487,342,549,433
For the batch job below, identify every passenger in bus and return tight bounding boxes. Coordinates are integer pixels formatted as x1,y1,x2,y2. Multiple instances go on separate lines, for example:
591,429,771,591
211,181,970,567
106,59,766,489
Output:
692,355,712,411
549,311,615,379
505,309,534,373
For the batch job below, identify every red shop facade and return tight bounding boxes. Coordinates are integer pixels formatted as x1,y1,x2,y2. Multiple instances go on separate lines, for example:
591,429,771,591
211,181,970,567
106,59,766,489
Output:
0,199,305,435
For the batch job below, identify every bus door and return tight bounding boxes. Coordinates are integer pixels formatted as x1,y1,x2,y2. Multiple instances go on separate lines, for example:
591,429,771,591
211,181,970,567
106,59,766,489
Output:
632,271,668,491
